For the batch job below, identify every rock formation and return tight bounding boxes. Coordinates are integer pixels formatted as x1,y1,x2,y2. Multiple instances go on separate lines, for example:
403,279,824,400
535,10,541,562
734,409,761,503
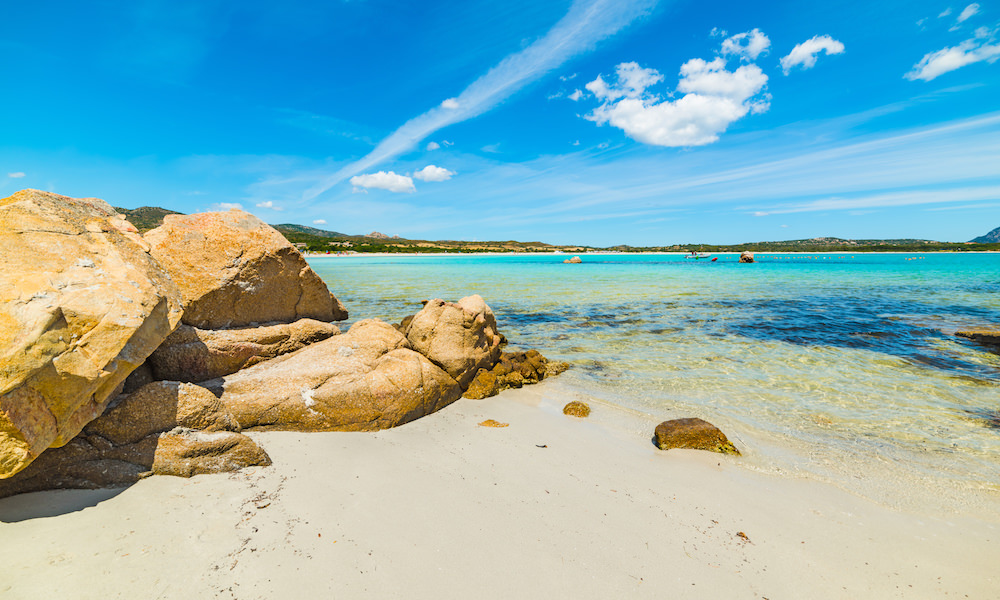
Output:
0,190,183,479
0,381,269,498
149,319,340,382
463,350,569,399
401,295,502,388
739,251,755,263
145,210,347,329
564,256,583,264
653,418,740,455
203,319,463,431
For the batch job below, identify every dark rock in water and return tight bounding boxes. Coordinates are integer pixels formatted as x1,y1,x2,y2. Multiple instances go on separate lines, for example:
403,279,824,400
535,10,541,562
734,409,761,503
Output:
739,251,755,263
654,418,740,455
956,330,1000,346
0,381,270,498
463,350,569,399
563,401,591,418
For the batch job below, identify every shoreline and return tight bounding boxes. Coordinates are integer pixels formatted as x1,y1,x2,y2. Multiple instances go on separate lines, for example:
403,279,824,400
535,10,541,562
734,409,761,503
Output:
304,250,1000,257
2,382,997,599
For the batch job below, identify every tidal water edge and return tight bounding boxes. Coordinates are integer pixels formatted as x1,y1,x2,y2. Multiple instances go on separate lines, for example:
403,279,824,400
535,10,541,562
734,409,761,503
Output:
309,253,1000,514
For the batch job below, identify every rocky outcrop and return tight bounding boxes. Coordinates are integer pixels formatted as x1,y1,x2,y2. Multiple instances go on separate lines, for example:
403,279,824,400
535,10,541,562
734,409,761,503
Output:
956,329,1000,345
204,320,463,431
739,251,755,263
0,381,269,498
144,210,347,329
563,256,583,264
402,295,502,388
463,350,569,399
653,418,740,455
149,319,340,382
0,189,183,479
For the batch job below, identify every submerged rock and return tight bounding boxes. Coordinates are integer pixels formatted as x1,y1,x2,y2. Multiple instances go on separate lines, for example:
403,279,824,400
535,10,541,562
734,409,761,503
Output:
654,418,740,455
956,329,1000,346
0,381,269,498
144,210,347,329
149,319,340,382
0,189,183,479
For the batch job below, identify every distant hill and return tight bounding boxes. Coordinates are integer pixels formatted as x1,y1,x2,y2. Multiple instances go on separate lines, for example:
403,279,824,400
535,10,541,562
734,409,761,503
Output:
971,226,1000,244
274,224,350,239
113,206,183,233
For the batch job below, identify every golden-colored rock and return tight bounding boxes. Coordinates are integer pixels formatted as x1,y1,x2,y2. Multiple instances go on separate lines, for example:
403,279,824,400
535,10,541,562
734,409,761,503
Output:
0,380,267,498
204,319,463,431
478,419,508,428
144,210,347,329
0,189,183,478
149,318,340,382
462,349,569,400
402,295,502,388
563,401,591,418
654,418,740,455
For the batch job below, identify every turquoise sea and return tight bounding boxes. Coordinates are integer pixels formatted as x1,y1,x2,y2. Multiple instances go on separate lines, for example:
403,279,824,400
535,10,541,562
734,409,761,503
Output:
309,253,1000,513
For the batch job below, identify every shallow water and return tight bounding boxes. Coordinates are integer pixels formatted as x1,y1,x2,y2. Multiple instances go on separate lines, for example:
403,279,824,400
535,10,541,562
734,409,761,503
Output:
309,252,1000,513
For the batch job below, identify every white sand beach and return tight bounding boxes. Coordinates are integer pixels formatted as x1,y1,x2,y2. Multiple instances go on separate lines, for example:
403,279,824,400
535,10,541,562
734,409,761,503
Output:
2,381,997,600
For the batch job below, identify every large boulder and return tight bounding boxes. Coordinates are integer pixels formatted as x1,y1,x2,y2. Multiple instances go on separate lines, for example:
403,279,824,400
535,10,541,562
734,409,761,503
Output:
202,319,462,431
144,210,347,329
402,295,503,388
0,189,183,479
0,381,269,498
956,329,1000,346
149,319,340,382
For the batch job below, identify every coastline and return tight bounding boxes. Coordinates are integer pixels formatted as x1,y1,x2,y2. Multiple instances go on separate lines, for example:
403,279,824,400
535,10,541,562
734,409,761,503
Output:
2,381,997,599
303,250,1000,257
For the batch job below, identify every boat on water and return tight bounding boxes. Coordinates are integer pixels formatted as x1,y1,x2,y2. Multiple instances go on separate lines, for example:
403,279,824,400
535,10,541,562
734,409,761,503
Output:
685,251,712,259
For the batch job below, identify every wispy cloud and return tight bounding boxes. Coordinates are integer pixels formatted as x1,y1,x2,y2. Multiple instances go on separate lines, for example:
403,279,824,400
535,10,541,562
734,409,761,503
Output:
303,0,658,201
906,27,1000,81
7,172,25,178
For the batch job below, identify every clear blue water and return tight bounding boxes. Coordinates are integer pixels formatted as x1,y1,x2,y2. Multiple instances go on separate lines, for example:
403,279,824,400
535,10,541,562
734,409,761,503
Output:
309,252,1000,512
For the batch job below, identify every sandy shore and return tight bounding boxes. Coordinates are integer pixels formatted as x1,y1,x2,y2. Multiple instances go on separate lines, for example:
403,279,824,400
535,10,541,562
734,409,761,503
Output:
1,382,997,599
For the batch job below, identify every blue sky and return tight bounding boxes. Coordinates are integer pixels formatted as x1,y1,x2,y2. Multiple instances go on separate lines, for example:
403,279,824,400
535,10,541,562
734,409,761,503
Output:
2,0,998,245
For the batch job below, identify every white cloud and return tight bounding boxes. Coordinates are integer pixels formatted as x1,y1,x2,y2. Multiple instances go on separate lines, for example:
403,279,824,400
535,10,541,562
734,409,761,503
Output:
215,202,243,210
585,50,769,147
349,171,416,193
710,27,728,38
720,28,771,61
940,7,953,17
313,219,327,225
441,98,460,109
905,33,1000,81
481,143,501,153
560,73,578,81
568,89,584,101
7,172,25,178
426,141,441,151
412,165,455,182
303,0,657,200
958,3,980,23
780,35,846,75
255,200,282,210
